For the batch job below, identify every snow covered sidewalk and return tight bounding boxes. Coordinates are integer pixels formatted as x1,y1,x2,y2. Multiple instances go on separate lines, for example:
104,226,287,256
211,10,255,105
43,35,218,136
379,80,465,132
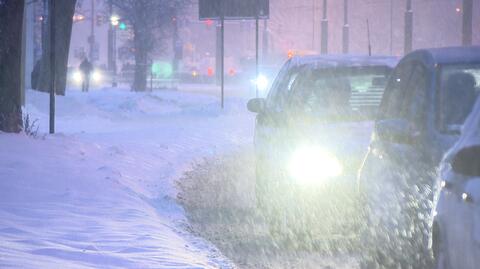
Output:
0,88,254,268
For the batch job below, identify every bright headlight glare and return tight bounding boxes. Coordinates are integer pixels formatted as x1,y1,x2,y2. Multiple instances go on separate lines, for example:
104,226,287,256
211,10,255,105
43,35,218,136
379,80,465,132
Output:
253,74,269,91
288,146,342,184
73,71,83,84
92,70,102,82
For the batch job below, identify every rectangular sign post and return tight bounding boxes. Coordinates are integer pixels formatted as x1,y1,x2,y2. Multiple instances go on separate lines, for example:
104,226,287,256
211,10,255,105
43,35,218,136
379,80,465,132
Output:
49,0,55,134
220,15,224,108
255,17,259,98
199,0,269,108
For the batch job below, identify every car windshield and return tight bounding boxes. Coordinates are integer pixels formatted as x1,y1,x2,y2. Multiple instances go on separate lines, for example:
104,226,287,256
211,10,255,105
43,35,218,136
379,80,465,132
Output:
439,63,480,133
288,66,391,122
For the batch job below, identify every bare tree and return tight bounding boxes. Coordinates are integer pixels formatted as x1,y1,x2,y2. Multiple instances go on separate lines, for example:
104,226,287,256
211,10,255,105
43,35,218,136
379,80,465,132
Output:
111,0,187,91
0,0,24,132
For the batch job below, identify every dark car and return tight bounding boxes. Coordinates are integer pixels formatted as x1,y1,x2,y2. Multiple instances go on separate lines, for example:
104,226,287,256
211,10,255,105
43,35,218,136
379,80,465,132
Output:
247,55,397,240
357,46,480,268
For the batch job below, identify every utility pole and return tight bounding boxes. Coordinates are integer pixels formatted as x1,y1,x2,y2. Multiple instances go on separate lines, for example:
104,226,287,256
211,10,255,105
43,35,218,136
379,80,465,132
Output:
367,19,372,56
42,0,48,54
462,0,473,46
172,15,180,77
320,0,328,54
404,0,413,55
312,0,315,50
108,0,113,72
342,0,349,54
89,0,95,61
215,22,221,85
262,19,268,61
107,0,117,86
255,17,259,98
390,0,393,55
49,0,55,134
220,17,224,108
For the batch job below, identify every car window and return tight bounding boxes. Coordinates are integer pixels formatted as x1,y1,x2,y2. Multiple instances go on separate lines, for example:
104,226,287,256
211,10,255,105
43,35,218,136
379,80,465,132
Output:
380,62,414,119
287,66,391,122
438,64,480,133
402,63,428,128
266,62,289,102
266,65,300,112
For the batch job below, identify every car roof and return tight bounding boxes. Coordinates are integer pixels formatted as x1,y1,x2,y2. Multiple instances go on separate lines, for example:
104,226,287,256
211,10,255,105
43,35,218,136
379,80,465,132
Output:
401,46,480,67
288,54,399,69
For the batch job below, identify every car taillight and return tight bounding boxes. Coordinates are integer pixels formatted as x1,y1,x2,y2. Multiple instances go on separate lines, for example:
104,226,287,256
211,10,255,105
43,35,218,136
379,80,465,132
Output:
207,67,214,77
452,145,480,176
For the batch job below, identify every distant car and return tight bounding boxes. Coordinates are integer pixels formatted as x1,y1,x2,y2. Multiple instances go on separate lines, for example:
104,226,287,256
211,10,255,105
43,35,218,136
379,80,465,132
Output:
357,46,480,268
432,97,480,269
67,66,109,89
247,55,397,238
248,65,281,97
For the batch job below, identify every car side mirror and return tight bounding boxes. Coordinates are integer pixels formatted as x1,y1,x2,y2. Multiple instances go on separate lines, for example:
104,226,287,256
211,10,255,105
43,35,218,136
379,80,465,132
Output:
374,118,413,144
247,98,266,113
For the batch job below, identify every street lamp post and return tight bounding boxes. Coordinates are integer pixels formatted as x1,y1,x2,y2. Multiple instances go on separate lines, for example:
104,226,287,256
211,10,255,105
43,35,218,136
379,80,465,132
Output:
342,0,349,54
89,0,95,61
108,0,118,87
320,0,328,54
109,13,119,87
390,0,393,55
49,0,55,134
404,0,413,54
462,0,473,46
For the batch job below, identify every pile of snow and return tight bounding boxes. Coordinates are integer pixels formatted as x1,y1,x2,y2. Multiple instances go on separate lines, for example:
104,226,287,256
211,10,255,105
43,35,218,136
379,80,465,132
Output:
0,87,254,268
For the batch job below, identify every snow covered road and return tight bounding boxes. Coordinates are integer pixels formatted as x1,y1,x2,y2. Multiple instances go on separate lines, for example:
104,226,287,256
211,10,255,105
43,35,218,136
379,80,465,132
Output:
0,87,254,268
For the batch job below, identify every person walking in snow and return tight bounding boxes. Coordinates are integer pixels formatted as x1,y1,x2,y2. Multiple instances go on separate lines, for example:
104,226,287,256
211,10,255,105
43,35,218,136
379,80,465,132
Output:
79,58,93,92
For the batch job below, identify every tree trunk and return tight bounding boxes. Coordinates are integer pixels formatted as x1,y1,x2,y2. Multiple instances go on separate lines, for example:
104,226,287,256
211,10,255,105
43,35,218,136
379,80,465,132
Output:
36,0,76,96
0,0,25,133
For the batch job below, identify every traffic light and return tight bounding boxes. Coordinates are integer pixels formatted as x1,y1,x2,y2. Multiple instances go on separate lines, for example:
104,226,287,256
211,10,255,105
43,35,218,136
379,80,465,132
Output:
119,22,127,30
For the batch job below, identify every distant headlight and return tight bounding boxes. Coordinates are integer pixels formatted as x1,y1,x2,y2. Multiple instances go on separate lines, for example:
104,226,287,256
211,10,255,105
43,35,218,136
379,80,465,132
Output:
252,74,269,92
92,70,102,83
72,71,83,84
288,146,343,184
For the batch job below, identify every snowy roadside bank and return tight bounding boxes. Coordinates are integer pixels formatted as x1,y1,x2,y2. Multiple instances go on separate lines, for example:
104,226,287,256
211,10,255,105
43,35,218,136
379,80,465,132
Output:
0,87,253,268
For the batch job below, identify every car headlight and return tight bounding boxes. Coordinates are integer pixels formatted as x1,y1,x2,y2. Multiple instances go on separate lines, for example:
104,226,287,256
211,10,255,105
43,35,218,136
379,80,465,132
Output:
92,70,102,83
73,71,83,84
288,146,343,184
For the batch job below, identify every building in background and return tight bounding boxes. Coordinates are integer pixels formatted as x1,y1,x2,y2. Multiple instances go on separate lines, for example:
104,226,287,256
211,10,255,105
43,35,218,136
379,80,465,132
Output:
23,0,478,89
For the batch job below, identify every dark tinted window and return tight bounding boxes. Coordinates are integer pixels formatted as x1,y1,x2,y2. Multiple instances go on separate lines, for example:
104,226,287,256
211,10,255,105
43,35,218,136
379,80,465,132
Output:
266,64,300,112
287,66,391,122
380,62,414,119
403,64,428,127
438,64,480,133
